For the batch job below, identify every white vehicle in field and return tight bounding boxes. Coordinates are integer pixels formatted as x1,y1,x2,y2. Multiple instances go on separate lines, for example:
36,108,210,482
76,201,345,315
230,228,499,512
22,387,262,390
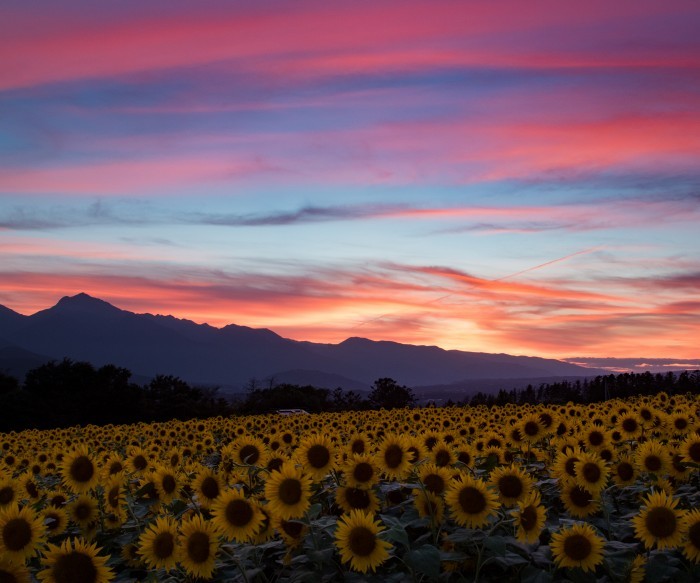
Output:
276,408,309,415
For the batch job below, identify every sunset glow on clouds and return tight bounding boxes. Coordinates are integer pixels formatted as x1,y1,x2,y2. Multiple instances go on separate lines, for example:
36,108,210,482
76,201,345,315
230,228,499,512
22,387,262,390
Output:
1,0,699,360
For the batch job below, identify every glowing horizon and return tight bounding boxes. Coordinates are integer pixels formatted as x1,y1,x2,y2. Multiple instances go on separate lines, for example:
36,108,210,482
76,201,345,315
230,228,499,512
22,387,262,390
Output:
1,0,699,360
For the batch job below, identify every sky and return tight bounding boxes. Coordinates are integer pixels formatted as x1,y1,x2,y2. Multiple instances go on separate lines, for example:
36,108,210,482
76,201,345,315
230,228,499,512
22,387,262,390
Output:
1,0,699,361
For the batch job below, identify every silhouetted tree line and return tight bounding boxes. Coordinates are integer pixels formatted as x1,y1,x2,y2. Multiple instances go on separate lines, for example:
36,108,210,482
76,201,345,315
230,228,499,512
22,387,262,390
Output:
0,359,232,432
465,370,700,407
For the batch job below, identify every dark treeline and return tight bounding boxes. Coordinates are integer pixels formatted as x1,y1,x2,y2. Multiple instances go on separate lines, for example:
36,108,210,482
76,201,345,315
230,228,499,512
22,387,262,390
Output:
0,359,232,432
467,370,700,407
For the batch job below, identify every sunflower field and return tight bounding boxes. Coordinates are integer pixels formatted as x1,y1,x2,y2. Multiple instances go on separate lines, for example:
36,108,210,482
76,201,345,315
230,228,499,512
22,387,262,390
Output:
1,392,700,582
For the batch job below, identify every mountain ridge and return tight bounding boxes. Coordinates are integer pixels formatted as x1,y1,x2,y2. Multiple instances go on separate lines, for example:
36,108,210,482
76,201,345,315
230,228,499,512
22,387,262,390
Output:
0,292,609,391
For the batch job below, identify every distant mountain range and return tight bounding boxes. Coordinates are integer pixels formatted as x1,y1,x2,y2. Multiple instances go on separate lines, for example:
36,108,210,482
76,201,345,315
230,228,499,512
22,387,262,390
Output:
0,293,610,394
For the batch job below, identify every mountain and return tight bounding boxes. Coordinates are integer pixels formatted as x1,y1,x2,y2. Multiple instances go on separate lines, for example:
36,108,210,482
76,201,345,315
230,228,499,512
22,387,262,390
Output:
0,293,608,391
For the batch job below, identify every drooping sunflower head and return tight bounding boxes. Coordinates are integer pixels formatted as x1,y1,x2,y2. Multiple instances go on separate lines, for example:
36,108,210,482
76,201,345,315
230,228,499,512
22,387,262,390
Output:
445,474,499,528
489,464,533,507
38,537,113,583
550,522,605,572
334,510,392,573
513,490,546,544
632,489,688,550
211,488,263,543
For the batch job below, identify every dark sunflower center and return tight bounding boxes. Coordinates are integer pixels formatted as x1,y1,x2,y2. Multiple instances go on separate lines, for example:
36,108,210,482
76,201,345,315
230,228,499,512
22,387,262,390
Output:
278,478,302,505
498,475,523,499
434,449,451,467
0,486,15,505
563,534,592,561
239,445,260,465
107,486,120,508
524,421,539,437
582,462,601,484
351,440,365,454
74,503,92,521
520,505,538,531
540,413,553,428
589,432,604,446
408,447,420,463
161,475,177,494
425,437,438,450
688,521,700,549
25,481,39,498
674,418,687,430
108,461,123,475
200,477,220,499
622,418,638,433
458,486,486,514
45,512,61,532
306,445,330,469
424,474,445,495
688,442,700,462
187,531,210,563
569,485,592,508
458,451,472,466
644,455,662,472
226,499,254,527
2,518,31,551
353,462,374,483
672,454,685,473
348,526,376,557
153,532,175,559
344,487,371,510
565,457,578,477
70,456,94,483
53,551,98,583
267,458,283,473
384,445,404,469
617,462,634,482
645,507,677,538
132,455,148,471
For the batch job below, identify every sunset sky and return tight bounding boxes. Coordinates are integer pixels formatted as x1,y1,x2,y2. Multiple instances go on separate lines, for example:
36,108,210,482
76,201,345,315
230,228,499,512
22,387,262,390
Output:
1,0,699,360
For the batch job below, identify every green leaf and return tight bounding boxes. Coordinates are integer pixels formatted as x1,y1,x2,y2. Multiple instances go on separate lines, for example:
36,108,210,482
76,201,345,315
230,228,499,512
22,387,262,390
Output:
483,535,507,557
520,565,553,583
405,544,441,579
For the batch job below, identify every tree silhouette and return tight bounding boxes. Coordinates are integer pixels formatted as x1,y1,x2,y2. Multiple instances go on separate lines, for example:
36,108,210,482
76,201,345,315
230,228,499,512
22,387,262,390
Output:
368,377,416,409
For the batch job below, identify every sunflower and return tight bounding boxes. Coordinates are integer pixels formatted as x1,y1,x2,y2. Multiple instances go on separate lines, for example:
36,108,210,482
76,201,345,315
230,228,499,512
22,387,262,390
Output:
138,515,179,571
489,464,533,507
513,490,546,544
151,465,180,504
273,516,308,548
38,537,113,583
618,413,643,439
17,472,42,502
518,414,544,443
345,433,371,456
211,488,263,542
61,445,99,494
264,462,312,520
680,434,700,464
335,486,380,515
632,489,688,550
635,440,670,475
560,479,600,518
611,455,637,487
341,454,380,489
250,504,275,544
42,507,68,536
334,510,392,573
552,447,583,481
126,447,151,475
626,555,647,583
192,467,223,509
550,523,605,572
0,557,30,583
0,475,18,509
68,495,99,529
178,514,219,581
225,436,268,468
445,474,499,528
100,453,125,481
413,489,444,524
102,475,125,517
296,434,336,481
430,440,456,468
0,504,46,562
418,463,452,497
376,434,412,480
682,509,700,563
573,452,609,494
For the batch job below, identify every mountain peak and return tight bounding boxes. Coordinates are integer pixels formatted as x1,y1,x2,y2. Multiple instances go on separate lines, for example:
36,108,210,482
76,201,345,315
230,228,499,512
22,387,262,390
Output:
53,293,121,313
